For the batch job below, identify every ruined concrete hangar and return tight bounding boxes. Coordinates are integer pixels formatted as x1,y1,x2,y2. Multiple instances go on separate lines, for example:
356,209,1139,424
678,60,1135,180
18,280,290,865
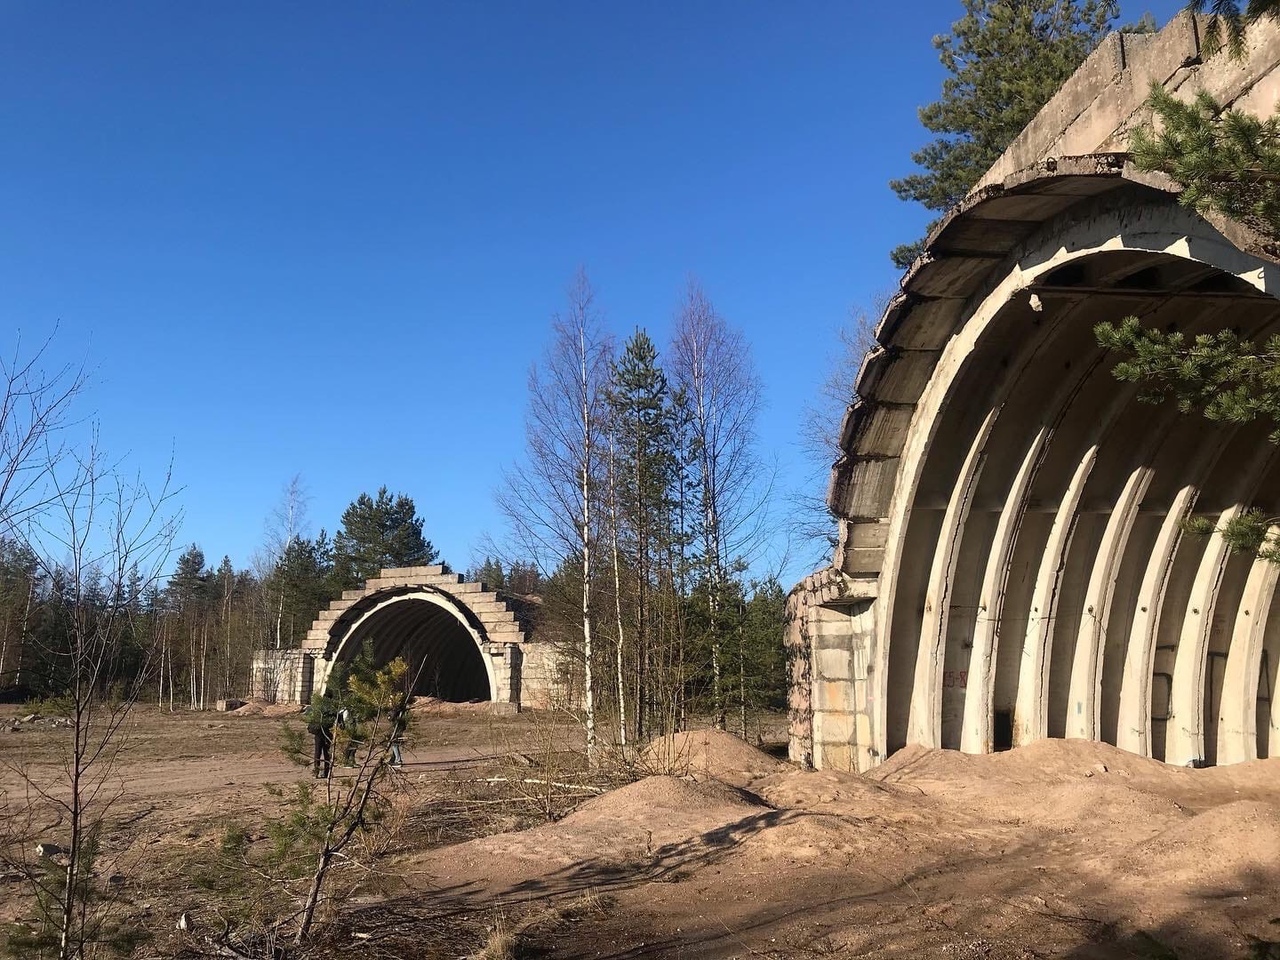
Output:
788,14,1280,772
253,565,561,710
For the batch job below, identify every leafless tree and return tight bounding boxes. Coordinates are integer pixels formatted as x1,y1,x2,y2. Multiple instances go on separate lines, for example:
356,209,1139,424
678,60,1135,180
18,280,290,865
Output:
791,303,881,566
11,431,178,959
0,331,87,540
498,269,613,760
262,474,310,650
669,279,769,729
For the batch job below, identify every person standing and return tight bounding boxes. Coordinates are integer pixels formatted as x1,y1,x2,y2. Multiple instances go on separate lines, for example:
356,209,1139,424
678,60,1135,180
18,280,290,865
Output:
337,706,360,766
307,691,338,778
388,696,408,767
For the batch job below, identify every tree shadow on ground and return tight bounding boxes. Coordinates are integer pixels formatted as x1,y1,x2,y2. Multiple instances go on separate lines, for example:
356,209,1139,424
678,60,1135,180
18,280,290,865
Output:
315,787,1280,960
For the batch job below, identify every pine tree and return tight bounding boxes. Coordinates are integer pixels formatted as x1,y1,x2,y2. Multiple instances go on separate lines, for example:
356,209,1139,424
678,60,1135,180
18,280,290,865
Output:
890,0,1117,268
608,329,683,740
1095,317,1280,441
1131,83,1280,238
332,487,438,588
270,533,336,648
1188,1,1280,56
1094,74,1280,563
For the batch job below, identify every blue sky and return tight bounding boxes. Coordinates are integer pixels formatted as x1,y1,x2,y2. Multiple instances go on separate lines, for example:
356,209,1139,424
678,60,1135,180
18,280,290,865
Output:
0,1,1185,585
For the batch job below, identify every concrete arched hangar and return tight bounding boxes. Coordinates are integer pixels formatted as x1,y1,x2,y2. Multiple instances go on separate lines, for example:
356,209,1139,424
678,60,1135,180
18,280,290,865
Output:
789,157,1280,772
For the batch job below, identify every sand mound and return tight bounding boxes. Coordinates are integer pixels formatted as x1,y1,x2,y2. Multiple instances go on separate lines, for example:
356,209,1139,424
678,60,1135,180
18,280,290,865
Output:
639,729,787,786
408,697,501,714
874,739,1175,788
870,743,968,782
262,702,303,718
1025,778,1187,836
728,810,913,866
565,774,762,829
753,767,923,818
444,775,770,882
1125,800,1280,884
229,699,300,718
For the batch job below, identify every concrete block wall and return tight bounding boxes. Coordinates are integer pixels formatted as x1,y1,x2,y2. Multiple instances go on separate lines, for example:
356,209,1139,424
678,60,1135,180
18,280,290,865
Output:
250,649,315,704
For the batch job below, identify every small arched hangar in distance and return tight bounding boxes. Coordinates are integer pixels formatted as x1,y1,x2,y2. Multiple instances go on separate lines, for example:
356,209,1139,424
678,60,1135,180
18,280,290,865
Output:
788,14,1280,772
254,566,559,711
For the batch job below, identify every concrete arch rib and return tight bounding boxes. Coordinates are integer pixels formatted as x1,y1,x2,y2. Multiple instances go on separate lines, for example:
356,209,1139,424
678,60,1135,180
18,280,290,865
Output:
1166,445,1279,766
1012,381,1140,747
953,331,1139,754
908,406,996,748
1115,430,1236,756
1064,452,1160,742
1217,527,1280,765
908,283,1095,748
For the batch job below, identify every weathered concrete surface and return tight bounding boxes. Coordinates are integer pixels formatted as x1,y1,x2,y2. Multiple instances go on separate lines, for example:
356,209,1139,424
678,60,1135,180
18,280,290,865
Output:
252,565,561,710
793,13,1280,772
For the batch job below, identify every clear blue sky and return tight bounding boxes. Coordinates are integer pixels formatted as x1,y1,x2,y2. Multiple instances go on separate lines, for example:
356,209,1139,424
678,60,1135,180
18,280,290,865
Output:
0,1,1185,585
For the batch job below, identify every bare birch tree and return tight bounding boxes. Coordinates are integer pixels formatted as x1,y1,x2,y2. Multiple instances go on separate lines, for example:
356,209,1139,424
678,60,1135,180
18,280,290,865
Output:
10,435,178,959
263,474,310,650
606,430,627,747
0,332,87,541
792,303,881,564
669,279,767,729
498,270,612,760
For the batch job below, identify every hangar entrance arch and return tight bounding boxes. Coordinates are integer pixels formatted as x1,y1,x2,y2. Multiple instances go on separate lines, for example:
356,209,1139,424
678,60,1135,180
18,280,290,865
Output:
789,164,1280,774
299,566,531,708
328,592,496,702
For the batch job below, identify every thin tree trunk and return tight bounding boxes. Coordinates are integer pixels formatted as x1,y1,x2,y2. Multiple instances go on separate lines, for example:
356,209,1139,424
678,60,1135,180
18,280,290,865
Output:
634,447,647,743
0,603,11,689
580,432,595,759
739,616,747,739
13,574,33,689
167,621,174,712
608,438,627,749
157,624,164,708
188,624,196,709
58,649,86,960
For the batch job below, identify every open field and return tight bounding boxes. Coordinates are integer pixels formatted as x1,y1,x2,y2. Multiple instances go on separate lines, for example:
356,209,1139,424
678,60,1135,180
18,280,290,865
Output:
3,702,1280,959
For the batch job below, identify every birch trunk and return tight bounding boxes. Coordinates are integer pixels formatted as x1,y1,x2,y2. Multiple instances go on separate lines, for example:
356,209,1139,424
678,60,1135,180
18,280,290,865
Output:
608,436,627,748
579,327,596,761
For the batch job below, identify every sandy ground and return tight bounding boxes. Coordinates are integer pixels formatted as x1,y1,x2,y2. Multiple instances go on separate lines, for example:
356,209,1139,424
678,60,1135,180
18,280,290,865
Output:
3,705,1280,958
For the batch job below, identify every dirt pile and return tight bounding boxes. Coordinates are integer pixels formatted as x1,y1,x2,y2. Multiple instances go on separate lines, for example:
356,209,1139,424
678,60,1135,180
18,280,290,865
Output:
408,697,505,715
430,775,771,890
727,810,919,868
638,728,786,786
1124,799,1280,885
1023,778,1187,836
229,699,301,718
873,738,1172,787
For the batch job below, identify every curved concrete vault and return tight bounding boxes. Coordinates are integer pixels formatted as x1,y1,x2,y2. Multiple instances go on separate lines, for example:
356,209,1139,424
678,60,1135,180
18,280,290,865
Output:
789,9,1280,772
300,566,533,707
790,158,1280,771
